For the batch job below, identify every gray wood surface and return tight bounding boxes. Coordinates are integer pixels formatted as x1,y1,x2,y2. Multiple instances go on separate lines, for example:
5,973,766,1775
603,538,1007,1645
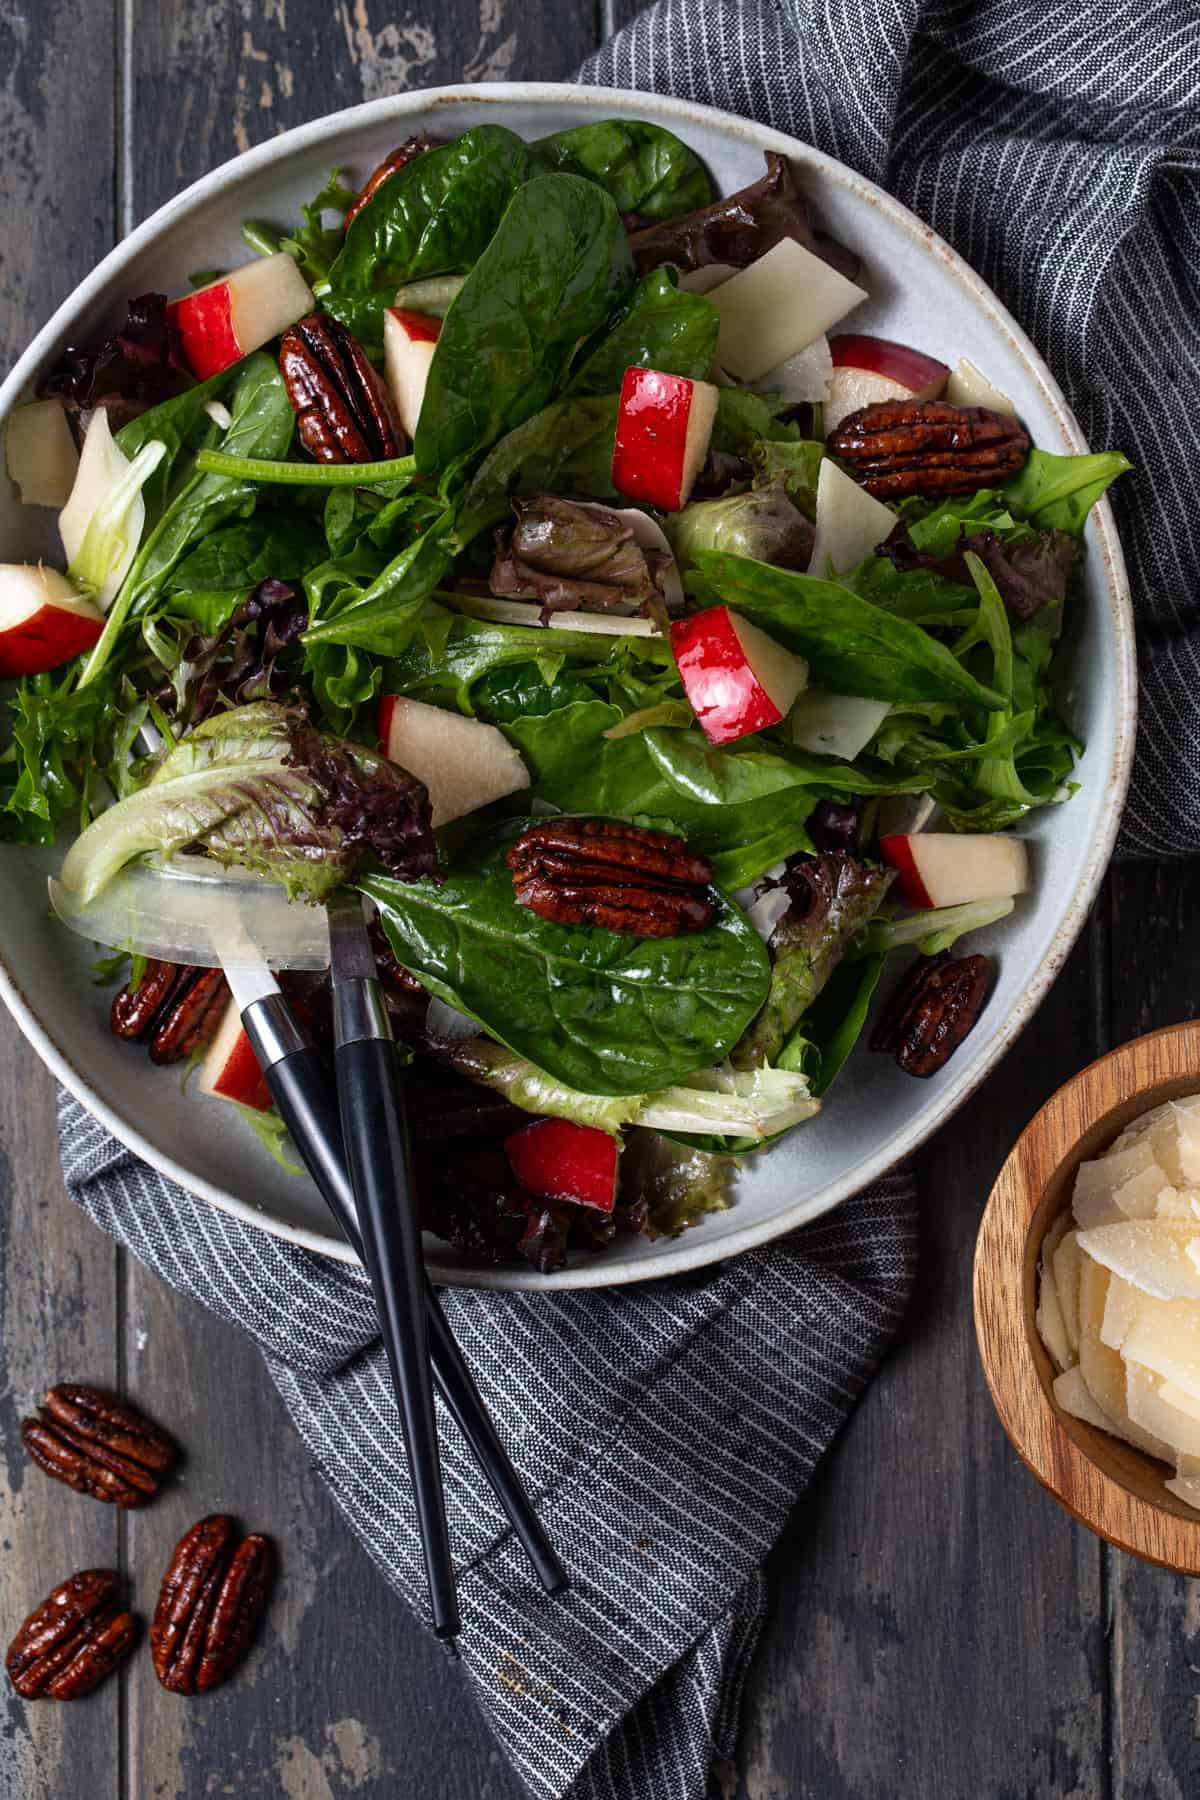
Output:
0,4,1195,1796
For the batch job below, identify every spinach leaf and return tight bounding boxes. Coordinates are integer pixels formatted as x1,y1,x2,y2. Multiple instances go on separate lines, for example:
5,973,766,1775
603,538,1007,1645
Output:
707,805,816,890
848,555,978,627
414,175,633,474
473,662,599,722
167,589,247,633
302,507,456,655
79,355,295,687
324,488,383,557
530,121,712,220
165,511,326,593
324,126,532,342
1001,447,1131,534
568,267,719,395
691,551,1005,710
453,395,621,546
642,727,930,807
503,695,679,812
364,835,769,1097
900,491,1019,553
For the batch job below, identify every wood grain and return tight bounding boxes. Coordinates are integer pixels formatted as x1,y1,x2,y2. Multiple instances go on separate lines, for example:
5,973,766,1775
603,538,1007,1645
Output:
737,918,1110,1800
0,7,122,1794
1106,861,1200,1800
129,0,597,226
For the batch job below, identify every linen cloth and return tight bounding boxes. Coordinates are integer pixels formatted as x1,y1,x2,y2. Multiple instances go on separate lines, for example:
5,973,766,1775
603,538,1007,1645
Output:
56,1,1200,1794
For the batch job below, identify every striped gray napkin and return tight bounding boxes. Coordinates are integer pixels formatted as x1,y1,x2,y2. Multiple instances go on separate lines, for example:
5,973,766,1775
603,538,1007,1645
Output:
59,1094,915,1799
55,0,1199,1791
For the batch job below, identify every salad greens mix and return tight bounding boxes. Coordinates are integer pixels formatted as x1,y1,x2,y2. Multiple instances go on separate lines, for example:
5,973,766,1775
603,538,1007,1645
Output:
0,117,1130,1272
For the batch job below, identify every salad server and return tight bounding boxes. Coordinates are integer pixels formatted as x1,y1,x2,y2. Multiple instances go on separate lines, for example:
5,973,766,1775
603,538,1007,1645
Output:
324,889,457,1639
51,864,567,1618
220,949,568,1599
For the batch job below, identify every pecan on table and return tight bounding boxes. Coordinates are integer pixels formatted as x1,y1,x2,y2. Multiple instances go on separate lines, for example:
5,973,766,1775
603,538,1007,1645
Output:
871,951,993,1077
6,1570,137,1700
21,1382,178,1508
507,818,715,938
343,133,432,232
279,313,403,464
151,1515,273,1695
828,400,1030,500
110,959,229,1065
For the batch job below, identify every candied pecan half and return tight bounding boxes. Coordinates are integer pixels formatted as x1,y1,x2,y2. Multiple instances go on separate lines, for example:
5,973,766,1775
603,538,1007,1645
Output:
828,400,1030,500
507,818,715,938
151,1515,273,1695
21,1383,178,1508
110,961,229,1066
7,1570,137,1700
279,313,403,463
110,958,186,1040
147,967,228,1065
871,951,993,1077
343,133,432,232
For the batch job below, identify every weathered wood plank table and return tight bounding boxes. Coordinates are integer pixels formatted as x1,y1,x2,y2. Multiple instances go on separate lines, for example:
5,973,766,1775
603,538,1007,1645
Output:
1,5,1195,1795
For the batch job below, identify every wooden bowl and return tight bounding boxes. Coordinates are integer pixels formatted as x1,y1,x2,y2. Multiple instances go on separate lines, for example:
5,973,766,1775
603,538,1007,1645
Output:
974,1020,1200,1571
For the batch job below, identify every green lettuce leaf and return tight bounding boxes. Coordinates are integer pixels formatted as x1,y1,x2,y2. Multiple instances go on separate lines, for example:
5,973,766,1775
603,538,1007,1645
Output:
434,1034,818,1139
1001,447,1132,534
58,700,436,905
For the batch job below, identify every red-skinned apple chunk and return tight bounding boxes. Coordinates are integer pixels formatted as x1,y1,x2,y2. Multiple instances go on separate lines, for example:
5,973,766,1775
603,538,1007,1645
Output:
611,368,718,512
880,831,1029,909
169,253,314,381
825,334,949,433
671,606,808,746
0,565,104,678
383,307,440,439
505,1119,620,1215
197,1001,272,1113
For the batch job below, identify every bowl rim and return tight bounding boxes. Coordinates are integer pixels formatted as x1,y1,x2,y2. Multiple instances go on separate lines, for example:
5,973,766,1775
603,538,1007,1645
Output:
974,1021,1200,1572
0,80,1137,1287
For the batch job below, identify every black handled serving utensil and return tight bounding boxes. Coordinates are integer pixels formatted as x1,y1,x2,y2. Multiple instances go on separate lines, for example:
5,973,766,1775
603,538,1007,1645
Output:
325,889,458,1639
51,847,569,1623
222,957,567,1597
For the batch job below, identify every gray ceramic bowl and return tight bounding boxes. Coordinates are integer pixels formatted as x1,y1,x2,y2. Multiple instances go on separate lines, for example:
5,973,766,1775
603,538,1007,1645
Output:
0,83,1136,1288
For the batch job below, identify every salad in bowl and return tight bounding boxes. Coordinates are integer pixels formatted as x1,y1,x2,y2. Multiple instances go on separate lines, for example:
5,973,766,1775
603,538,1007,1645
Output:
0,112,1130,1274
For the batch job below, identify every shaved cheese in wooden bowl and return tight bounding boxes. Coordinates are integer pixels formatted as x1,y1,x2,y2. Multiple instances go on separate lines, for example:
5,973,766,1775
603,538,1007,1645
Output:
1037,1093,1200,1506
